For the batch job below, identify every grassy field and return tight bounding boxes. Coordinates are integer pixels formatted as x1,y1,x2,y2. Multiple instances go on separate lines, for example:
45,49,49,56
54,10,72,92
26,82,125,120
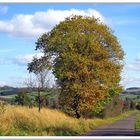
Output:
0,91,57,102
0,94,16,99
0,105,137,136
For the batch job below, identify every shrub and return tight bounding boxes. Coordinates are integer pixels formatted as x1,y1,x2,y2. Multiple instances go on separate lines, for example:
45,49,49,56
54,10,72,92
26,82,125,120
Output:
99,95,124,118
123,97,131,111
136,102,140,110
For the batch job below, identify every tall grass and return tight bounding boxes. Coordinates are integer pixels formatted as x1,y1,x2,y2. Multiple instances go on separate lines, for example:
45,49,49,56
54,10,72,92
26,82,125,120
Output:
0,105,136,136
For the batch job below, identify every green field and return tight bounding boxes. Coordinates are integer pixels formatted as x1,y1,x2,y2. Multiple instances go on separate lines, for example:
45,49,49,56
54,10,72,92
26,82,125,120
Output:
0,91,58,104
0,94,16,99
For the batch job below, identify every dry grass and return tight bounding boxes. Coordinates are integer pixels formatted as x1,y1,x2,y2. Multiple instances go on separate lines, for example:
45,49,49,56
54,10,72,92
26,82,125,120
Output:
0,105,136,136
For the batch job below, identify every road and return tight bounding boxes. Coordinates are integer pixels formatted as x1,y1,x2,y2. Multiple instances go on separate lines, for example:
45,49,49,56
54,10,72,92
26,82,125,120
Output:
83,113,137,136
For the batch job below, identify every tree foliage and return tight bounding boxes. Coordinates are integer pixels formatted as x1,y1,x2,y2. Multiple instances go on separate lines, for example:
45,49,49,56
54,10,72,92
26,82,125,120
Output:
15,92,31,106
27,57,51,91
30,15,124,118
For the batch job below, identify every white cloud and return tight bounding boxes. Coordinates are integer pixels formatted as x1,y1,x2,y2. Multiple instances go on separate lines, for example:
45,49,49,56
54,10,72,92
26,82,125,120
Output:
13,53,44,65
119,53,140,88
127,53,140,71
0,8,104,39
120,76,140,88
0,6,8,14
121,77,137,85
0,53,44,66
127,64,140,71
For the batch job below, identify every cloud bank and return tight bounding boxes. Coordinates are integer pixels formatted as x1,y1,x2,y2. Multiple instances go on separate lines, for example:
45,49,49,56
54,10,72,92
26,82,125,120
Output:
13,53,44,65
0,8,104,39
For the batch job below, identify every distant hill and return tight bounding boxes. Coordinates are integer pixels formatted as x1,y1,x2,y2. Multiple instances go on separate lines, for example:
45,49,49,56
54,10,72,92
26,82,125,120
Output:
126,87,140,90
0,86,16,90
121,87,140,95
0,86,21,96
120,87,140,101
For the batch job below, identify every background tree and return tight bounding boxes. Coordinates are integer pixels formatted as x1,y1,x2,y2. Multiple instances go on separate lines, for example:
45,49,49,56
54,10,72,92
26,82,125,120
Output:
130,100,136,110
30,15,124,118
123,97,131,111
28,57,51,112
15,88,30,106
136,102,140,110
23,74,36,94
99,95,124,118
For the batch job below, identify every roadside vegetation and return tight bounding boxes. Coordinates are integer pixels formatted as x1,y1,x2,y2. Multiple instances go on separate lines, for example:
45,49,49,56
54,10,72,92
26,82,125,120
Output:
0,105,137,136
135,113,140,135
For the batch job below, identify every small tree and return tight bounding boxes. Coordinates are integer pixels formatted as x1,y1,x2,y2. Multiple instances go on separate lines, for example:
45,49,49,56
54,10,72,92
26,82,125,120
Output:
23,75,36,93
27,57,50,112
123,97,131,111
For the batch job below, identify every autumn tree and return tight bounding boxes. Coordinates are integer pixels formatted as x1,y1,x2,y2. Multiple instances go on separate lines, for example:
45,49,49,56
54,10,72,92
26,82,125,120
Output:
29,15,124,118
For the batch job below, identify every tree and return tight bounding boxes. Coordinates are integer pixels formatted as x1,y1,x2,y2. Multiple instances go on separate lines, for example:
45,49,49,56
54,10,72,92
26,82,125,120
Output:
136,102,140,110
28,57,50,112
23,74,36,93
15,89,30,106
123,97,131,111
130,100,136,110
30,15,124,118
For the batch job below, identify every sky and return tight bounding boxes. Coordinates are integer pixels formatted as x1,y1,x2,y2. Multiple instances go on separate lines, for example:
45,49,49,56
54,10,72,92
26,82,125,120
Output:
0,4,140,89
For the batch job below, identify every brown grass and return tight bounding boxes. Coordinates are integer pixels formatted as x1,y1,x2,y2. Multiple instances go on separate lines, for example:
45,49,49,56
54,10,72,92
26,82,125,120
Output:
0,105,136,136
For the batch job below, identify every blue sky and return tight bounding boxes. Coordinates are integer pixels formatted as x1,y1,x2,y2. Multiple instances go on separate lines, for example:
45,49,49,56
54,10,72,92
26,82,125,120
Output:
0,4,140,89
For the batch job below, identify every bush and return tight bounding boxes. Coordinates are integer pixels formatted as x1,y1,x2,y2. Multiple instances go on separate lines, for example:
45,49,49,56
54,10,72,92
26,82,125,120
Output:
99,95,124,118
136,102,140,110
130,101,136,110
15,93,31,106
123,97,131,111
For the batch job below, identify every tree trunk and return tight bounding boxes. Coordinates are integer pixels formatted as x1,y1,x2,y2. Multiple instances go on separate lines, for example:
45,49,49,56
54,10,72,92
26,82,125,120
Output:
75,110,81,119
38,90,41,112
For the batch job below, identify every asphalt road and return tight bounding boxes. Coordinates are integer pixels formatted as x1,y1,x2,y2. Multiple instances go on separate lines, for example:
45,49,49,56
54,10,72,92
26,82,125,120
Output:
83,113,137,136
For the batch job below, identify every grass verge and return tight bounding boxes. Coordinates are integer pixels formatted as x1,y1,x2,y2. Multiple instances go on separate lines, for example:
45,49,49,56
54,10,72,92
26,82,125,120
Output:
0,105,137,136
135,112,140,135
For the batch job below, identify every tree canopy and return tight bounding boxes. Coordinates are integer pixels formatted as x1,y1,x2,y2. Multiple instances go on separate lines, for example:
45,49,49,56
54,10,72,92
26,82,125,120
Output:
29,15,124,118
